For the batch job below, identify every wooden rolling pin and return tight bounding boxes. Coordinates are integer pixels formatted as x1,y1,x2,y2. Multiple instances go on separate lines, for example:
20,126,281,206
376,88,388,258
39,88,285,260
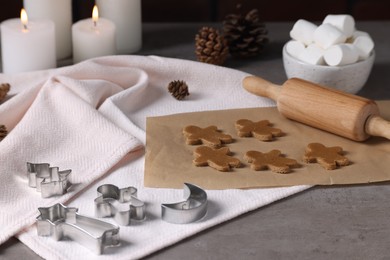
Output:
243,76,390,141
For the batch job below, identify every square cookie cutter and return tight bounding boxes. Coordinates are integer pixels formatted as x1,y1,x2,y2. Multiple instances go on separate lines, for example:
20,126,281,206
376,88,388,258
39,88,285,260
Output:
37,203,120,255
94,184,146,226
27,162,71,198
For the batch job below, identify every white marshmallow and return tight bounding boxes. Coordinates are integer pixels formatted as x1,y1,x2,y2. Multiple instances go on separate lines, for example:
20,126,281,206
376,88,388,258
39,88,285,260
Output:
351,30,370,40
347,30,371,43
314,23,347,49
324,43,359,66
290,19,317,45
353,35,374,60
323,14,355,38
298,44,325,65
286,40,306,59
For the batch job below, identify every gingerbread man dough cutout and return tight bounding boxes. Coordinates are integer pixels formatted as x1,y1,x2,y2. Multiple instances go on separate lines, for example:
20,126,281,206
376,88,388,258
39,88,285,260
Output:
235,119,283,141
193,146,241,172
244,150,299,174
303,143,349,170
183,125,233,148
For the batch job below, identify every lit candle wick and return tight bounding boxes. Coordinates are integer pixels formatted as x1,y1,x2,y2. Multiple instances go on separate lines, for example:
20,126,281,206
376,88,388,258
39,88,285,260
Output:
21,8,28,31
92,5,99,27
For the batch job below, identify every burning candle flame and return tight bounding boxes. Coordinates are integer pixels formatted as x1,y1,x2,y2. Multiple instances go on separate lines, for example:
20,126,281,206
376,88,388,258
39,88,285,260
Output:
92,5,99,26
20,8,28,30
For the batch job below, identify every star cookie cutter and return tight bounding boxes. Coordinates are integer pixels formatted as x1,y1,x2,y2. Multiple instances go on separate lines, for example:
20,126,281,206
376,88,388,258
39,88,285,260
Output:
94,184,146,226
161,183,208,224
27,162,71,198
36,203,120,255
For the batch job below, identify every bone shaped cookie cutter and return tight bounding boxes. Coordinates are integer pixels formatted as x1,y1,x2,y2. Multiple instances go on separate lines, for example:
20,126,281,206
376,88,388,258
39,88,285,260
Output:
27,162,71,198
161,183,208,224
94,184,145,226
36,203,120,255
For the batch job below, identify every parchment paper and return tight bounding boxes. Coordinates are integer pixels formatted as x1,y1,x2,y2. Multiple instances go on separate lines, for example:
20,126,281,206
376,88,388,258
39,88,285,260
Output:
145,101,390,189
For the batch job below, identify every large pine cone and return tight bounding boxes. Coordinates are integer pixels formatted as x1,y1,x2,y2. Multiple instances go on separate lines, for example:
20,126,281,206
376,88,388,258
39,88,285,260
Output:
195,27,229,65
223,8,268,58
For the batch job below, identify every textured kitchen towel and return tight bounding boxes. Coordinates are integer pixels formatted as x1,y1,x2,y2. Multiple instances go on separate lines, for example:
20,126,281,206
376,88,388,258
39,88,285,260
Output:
0,60,149,244
0,55,309,259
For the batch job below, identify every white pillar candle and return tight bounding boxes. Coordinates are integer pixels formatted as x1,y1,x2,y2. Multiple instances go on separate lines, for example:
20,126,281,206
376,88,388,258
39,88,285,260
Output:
96,0,142,54
1,9,56,74
72,6,116,64
23,0,72,60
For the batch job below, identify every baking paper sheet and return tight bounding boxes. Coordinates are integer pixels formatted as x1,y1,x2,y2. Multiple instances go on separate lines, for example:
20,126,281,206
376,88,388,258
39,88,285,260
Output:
145,101,390,189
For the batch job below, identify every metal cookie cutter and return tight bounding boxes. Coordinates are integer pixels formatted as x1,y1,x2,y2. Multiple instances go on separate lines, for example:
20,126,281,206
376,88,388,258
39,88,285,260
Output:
161,183,208,224
94,184,145,226
36,203,120,255
27,162,71,198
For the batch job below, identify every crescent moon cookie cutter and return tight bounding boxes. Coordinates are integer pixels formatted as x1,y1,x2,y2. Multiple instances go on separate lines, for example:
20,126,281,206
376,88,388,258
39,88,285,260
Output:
36,203,120,255
161,183,208,224
27,162,72,198
94,184,146,226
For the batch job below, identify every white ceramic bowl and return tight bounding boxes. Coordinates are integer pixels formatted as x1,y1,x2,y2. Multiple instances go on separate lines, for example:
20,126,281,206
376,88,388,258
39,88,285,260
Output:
282,42,375,94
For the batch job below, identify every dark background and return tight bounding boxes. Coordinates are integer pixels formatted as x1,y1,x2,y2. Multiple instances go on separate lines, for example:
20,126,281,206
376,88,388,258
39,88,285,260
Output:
0,0,389,23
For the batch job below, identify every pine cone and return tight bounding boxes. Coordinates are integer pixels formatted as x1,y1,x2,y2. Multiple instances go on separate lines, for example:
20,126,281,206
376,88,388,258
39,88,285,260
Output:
167,80,190,100
0,125,7,142
195,27,228,65
223,7,268,58
0,83,10,102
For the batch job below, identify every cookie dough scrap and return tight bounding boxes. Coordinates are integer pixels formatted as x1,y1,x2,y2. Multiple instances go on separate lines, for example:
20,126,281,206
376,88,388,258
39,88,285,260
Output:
235,119,283,141
244,150,299,174
183,125,233,148
193,146,241,172
303,143,349,170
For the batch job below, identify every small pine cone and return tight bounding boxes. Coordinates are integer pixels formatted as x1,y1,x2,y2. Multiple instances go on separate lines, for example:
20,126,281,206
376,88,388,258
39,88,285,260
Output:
223,7,268,58
167,80,190,100
195,27,229,65
0,125,7,142
0,83,10,102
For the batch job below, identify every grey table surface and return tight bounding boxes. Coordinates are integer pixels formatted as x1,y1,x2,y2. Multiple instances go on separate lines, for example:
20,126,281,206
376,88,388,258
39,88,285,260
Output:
1,21,390,260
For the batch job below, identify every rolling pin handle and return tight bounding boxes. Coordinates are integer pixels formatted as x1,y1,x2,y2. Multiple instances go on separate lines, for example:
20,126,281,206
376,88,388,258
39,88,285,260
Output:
243,76,282,101
365,115,390,140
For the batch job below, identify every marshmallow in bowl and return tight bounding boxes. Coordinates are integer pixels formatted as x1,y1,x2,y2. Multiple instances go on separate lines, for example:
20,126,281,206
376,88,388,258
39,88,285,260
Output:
314,23,347,49
290,19,317,45
350,30,371,41
323,14,355,38
298,44,325,65
324,44,359,66
285,40,306,59
287,14,374,67
353,35,375,60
